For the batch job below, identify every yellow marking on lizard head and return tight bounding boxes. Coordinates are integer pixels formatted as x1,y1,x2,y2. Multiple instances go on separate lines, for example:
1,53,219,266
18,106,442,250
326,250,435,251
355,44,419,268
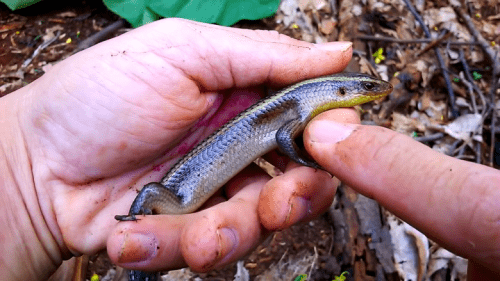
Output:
309,73,393,119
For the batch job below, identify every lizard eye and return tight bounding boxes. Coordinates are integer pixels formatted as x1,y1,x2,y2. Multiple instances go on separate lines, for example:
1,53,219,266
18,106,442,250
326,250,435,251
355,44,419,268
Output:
339,87,346,96
363,82,375,90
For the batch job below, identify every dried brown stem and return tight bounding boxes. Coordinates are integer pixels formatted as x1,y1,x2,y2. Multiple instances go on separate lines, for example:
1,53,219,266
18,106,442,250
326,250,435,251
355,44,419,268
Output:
415,32,453,57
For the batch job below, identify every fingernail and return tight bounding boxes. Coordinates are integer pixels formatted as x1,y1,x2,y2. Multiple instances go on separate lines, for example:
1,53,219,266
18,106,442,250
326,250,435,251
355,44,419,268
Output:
309,120,354,144
118,232,158,264
216,228,238,264
315,41,352,52
286,197,312,224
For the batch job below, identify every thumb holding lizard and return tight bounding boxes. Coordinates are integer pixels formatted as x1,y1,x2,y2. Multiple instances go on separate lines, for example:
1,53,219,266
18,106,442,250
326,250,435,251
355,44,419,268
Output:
303,110,500,279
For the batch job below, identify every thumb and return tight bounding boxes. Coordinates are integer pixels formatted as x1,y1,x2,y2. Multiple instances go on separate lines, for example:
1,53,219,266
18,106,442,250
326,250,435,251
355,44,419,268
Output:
304,110,500,273
110,18,354,89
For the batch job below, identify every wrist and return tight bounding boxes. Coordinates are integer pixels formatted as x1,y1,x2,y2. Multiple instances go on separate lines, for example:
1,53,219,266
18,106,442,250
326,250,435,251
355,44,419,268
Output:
0,88,65,280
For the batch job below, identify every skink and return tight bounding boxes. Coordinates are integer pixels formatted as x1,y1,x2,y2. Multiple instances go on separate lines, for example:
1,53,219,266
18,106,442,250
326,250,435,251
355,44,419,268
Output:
115,73,393,280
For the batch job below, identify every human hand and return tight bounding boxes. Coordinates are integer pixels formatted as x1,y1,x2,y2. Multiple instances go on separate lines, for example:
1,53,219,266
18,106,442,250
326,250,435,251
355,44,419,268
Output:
303,111,500,279
0,18,353,280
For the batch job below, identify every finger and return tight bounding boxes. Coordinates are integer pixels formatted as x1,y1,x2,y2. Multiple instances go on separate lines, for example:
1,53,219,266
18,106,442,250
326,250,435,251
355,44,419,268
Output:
257,108,360,230
262,107,363,171
304,112,500,272
107,167,268,272
156,18,353,89
200,162,271,209
261,150,290,172
181,170,267,271
78,18,352,92
468,259,500,280
258,163,338,231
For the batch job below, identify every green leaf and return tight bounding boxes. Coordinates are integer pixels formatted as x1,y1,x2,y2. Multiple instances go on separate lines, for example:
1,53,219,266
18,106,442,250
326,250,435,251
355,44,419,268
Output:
333,271,349,281
102,0,281,28
294,274,308,281
472,71,482,80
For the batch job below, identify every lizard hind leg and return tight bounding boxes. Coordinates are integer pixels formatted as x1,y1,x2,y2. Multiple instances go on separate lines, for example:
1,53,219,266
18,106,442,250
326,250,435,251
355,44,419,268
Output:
131,182,185,215
115,182,183,221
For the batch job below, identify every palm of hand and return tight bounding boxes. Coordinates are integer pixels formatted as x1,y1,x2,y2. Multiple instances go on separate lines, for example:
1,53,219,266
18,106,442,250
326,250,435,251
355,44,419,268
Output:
25,26,261,255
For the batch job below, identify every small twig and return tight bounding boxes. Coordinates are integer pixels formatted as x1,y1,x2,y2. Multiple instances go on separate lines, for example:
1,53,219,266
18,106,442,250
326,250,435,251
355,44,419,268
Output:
459,75,478,114
21,30,61,69
455,141,468,158
402,0,458,117
475,142,481,164
352,49,367,56
436,49,458,117
328,225,334,255
330,0,337,16
415,32,453,57
73,19,127,53
459,49,486,115
414,133,445,143
355,35,480,46
277,248,289,266
307,246,319,279
448,139,462,156
455,154,476,160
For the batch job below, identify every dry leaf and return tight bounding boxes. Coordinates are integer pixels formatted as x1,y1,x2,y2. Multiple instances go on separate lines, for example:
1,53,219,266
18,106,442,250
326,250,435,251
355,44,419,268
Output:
391,112,426,135
423,7,456,27
386,212,429,281
441,113,482,141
